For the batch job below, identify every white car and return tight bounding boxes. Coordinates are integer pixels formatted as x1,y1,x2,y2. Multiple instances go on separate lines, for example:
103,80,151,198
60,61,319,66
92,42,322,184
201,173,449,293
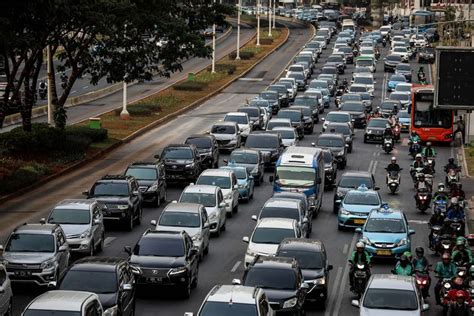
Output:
243,218,301,268
410,34,428,48
210,121,241,151
224,112,251,139
179,184,227,236
287,64,308,79
352,74,375,96
322,111,353,133
272,126,298,147
196,169,239,217
359,48,376,60
0,265,12,316
266,118,292,131
379,25,391,38
394,82,412,94
391,47,409,62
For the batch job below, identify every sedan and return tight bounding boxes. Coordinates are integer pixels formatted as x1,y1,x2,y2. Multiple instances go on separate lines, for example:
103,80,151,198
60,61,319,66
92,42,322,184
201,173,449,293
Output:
397,109,411,132
228,149,264,185
337,186,382,230
383,54,402,72
316,133,348,169
387,74,407,92
395,63,413,82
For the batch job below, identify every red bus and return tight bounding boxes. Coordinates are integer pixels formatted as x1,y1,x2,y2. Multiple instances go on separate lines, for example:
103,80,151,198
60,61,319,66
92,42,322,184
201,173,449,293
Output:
410,85,454,143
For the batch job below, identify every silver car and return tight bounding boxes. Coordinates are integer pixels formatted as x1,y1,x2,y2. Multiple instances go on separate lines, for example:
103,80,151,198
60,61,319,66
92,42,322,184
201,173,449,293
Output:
352,274,429,315
210,121,241,151
0,265,12,315
46,199,105,256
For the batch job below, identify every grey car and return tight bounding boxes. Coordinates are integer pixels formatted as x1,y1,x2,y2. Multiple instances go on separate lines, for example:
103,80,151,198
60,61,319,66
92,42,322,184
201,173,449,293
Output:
316,133,348,169
324,122,353,153
227,149,265,185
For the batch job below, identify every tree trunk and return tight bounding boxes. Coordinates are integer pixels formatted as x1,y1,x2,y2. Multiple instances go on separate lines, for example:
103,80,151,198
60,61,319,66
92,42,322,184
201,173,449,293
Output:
371,0,383,28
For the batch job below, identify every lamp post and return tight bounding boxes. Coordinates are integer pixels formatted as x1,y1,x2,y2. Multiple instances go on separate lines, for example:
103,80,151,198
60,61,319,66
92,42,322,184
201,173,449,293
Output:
236,0,241,59
120,78,129,120
46,45,52,125
268,0,272,37
257,0,261,46
211,0,216,72
273,0,276,29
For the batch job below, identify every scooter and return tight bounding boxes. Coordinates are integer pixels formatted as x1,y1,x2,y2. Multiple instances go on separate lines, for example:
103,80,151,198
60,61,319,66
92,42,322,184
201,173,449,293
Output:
416,188,431,212
392,124,401,142
39,88,47,100
415,269,431,299
429,225,442,253
352,263,369,299
383,136,393,154
446,168,461,187
409,141,422,158
385,169,402,194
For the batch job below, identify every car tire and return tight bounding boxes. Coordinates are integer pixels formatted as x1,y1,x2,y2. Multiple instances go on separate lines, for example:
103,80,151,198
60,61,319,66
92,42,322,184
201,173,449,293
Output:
233,204,238,213
161,188,167,203
363,136,367,143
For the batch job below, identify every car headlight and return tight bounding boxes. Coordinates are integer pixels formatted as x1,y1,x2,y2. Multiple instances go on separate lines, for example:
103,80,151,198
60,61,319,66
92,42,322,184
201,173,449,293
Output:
251,167,258,175
40,258,56,270
208,212,217,221
337,150,345,157
80,229,92,239
185,163,195,168
192,234,202,242
224,192,232,200
103,305,118,316
147,184,158,192
283,297,298,309
314,277,326,285
238,184,246,189
228,139,237,144
168,266,188,276
246,249,256,257
367,130,372,134
397,238,408,246
117,205,129,210
340,208,350,215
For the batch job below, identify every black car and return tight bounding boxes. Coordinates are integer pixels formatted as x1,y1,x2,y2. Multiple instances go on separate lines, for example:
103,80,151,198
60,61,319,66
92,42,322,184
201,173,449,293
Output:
316,133,347,169
228,148,265,185
424,28,439,43
185,134,219,169
238,106,265,130
333,171,377,213
287,72,308,91
321,66,339,80
245,132,284,167
267,84,290,107
290,105,314,134
59,257,138,316
84,175,142,231
241,256,308,314
380,100,401,118
277,109,305,139
324,122,353,153
336,93,362,109
259,91,281,114
124,162,167,207
339,101,366,128
159,144,202,183
417,47,435,64
363,118,388,143
383,54,402,72
125,230,199,298
337,46,354,64
276,239,333,306
326,55,345,74
293,96,320,122
322,148,337,188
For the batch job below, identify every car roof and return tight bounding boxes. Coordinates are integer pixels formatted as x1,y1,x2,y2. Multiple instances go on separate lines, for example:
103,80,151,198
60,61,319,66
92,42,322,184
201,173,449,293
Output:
231,148,259,155
27,290,97,311
186,134,214,140
14,223,58,234
206,285,261,304
164,143,194,149
369,274,415,290
368,208,403,220
182,184,219,194
279,238,323,252
327,111,350,116
212,121,238,127
72,256,126,272
269,118,292,122
163,202,202,213
264,198,300,208
272,127,296,132
54,199,95,210
319,133,344,139
128,162,157,168
256,217,297,229
341,171,373,178
252,256,298,270
226,112,248,117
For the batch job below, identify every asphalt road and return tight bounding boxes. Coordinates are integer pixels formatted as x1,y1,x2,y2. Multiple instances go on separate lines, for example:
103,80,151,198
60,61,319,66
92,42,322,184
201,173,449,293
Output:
3,23,459,316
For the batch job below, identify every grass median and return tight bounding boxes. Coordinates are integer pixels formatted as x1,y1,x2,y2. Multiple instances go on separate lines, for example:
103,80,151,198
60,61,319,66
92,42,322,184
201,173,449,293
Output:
465,146,474,176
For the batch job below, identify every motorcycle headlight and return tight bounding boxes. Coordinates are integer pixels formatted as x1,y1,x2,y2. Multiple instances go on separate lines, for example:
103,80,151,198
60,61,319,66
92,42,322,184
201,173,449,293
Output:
357,263,366,269
80,229,92,239
314,277,326,285
185,163,195,168
397,238,407,246
283,297,298,309
117,205,129,210
340,208,350,215
168,266,188,276
103,305,118,316
147,184,158,192
40,258,56,270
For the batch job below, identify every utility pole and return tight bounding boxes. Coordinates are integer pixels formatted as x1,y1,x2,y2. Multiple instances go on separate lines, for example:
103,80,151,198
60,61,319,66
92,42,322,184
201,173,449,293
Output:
273,0,276,29
120,79,129,120
257,0,261,46
46,45,52,125
236,0,241,59
268,0,272,37
211,0,216,73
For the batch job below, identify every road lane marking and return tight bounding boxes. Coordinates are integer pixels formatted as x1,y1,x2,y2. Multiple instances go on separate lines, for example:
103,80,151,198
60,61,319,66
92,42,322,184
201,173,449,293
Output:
372,161,378,174
373,152,376,157
231,261,241,272
408,219,429,225
83,85,89,89
70,90,77,94
343,244,349,254
368,160,374,172
325,266,343,316
103,237,116,248
238,78,263,81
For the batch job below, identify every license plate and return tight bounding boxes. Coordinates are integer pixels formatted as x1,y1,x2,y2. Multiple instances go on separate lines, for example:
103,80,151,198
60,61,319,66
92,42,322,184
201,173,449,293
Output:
376,250,391,256
15,271,31,276
354,219,366,224
428,136,436,140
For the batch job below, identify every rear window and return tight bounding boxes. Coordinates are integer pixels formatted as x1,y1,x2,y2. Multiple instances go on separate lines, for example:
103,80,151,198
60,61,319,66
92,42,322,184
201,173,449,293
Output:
339,176,372,188
225,115,248,125
211,125,235,134
199,302,258,316
185,137,212,148
260,206,299,221
246,135,279,148
133,237,185,257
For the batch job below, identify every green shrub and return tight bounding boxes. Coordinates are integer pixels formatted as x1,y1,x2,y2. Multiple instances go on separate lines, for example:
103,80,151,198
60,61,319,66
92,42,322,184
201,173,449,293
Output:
173,81,208,91
113,104,162,116
209,64,237,75
229,51,254,60
66,126,108,142
0,163,51,195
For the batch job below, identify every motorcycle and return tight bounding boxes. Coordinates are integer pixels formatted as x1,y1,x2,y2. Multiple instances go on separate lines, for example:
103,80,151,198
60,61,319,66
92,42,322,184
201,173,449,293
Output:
392,124,401,142
444,218,465,238
383,136,394,154
424,156,436,173
382,38,387,47
39,87,47,100
424,173,434,192
429,225,442,253
352,263,369,299
411,166,424,182
446,168,461,187
385,168,402,194
433,198,448,215
438,233,454,256
418,72,427,85
409,141,422,158
416,187,431,212
415,269,431,299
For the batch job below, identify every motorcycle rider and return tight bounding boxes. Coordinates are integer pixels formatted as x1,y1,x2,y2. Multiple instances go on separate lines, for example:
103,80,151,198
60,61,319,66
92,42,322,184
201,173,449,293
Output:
434,253,458,305
444,278,472,307
409,131,421,144
444,157,460,173
422,142,436,169
394,255,413,276
418,66,426,82
410,153,425,179
349,241,371,291
386,156,401,184
450,183,466,201
452,236,473,266
383,123,394,148
447,290,473,316
413,247,430,272
447,197,465,221
369,107,381,120
434,183,450,203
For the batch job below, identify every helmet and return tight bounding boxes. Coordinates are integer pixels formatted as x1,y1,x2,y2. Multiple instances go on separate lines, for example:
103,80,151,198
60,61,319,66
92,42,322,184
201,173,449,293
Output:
456,290,466,299
400,255,408,262
411,131,417,136
451,197,459,205
391,156,397,162
442,253,451,261
403,251,412,259
416,154,422,159
356,241,365,249
426,142,432,147
449,157,455,164
469,265,474,276
456,236,466,246
415,247,424,256
438,183,445,190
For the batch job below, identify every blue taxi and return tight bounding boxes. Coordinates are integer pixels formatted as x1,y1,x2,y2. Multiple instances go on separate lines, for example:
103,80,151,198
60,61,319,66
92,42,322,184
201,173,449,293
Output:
337,185,382,230
220,164,254,202
355,206,415,258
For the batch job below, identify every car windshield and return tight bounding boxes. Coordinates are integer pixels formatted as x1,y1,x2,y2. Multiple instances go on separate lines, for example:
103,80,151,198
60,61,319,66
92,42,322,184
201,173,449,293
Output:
386,55,402,62
275,166,315,187
317,137,344,147
245,267,297,290
275,129,296,139
323,151,333,163
390,93,409,101
60,270,118,294
341,103,364,112
360,49,374,55
326,113,349,122
249,100,270,108
197,175,231,189
239,108,259,117
396,64,411,71
252,227,295,244
225,115,248,125
159,211,200,228
391,75,406,82
230,152,258,164
278,111,301,122
260,207,299,221
349,86,367,93
48,209,90,225
322,67,337,74
288,73,305,80
354,77,373,85
380,102,395,110
396,85,411,92
368,119,387,128
309,81,327,89
24,311,81,316
211,125,236,134
341,94,361,102
339,176,372,188
180,192,216,207
293,107,311,116
199,302,258,316
356,59,372,67
92,182,129,196
363,288,418,310
6,233,55,253
398,111,410,119
338,47,352,53
365,218,406,233
125,167,157,180
245,135,279,148
354,67,371,74
344,192,380,205
185,137,212,148
278,249,323,269
394,47,407,53
260,92,277,100
326,125,350,135
224,167,246,179
327,56,342,62
133,237,185,257
162,148,193,160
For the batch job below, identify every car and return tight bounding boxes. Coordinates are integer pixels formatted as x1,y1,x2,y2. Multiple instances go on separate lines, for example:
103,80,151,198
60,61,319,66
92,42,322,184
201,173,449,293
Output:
424,28,439,42
240,256,308,314
388,91,411,109
228,149,264,185
278,78,297,101
196,169,239,217
0,265,12,315
244,133,284,167
185,134,220,169
348,84,369,97
46,199,105,256
268,84,291,107
387,74,407,92
394,82,412,94
276,239,333,306
397,109,411,132
220,164,255,202
290,105,315,133
160,144,202,183
321,111,352,133
352,75,375,96
337,185,382,230
336,93,362,108
152,202,210,258
287,64,308,79
321,66,339,79
391,46,410,62
380,100,401,118
210,121,242,151
308,79,331,96
335,46,354,63
410,33,428,48
306,88,329,109
190,284,274,316
224,112,252,141
125,161,167,206
272,191,313,219
259,91,281,114
243,218,302,268
417,46,435,63
271,127,299,147
286,72,307,91
395,63,413,82
249,98,273,117
333,171,377,214
316,133,348,169
356,208,415,258
359,47,376,60
326,55,345,74
340,101,367,129
84,175,142,231
252,198,310,237
238,106,265,130
324,122,353,153
266,118,292,131
383,54,402,72
277,109,305,139
22,290,103,316
352,67,372,80
355,57,375,73
364,118,388,143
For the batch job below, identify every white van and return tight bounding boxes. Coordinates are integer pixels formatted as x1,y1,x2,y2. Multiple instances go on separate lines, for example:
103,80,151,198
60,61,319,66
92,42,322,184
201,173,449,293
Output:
342,20,356,33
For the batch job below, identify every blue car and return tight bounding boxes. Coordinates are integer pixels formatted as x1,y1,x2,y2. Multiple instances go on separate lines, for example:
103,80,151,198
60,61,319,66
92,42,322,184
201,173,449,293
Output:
220,164,254,202
356,207,415,258
337,185,382,230
397,110,411,132
387,74,407,92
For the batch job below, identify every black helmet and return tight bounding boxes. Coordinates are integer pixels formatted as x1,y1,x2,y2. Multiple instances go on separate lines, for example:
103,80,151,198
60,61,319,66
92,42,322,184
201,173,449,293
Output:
400,255,408,263
449,157,455,164
415,247,424,256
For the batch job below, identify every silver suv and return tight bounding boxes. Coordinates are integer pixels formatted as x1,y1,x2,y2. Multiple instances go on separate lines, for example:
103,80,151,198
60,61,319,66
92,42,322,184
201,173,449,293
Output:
1,223,70,286
0,264,12,315
46,199,105,256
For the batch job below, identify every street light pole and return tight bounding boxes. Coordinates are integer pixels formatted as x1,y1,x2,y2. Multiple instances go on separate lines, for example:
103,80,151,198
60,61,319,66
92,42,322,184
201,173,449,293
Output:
120,79,129,120
211,0,216,72
273,0,276,29
236,0,241,60
46,45,52,125
268,0,272,37
257,0,261,46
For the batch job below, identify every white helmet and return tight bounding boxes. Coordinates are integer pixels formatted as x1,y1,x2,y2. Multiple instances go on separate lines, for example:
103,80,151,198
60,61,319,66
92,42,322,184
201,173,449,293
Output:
451,197,458,205
391,156,396,161
356,241,365,249
416,153,422,159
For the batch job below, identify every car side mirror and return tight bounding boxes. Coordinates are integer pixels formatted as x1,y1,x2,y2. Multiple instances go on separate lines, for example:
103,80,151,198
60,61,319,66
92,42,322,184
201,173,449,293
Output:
58,245,68,252
122,283,133,291
150,220,157,226
232,279,241,285
355,228,362,233
82,190,89,197
374,187,380,191
189,247,199,257
47,281,57,289
251,215,258,221
223,159,228,164
301,282,310,290
321,118,325,121
422,303,429,311
242,236,250,243
233,184,239,189
219,202,226,208
203,223,210,229
303,217,309,224
328,264,333,271
93,218,101,225
351,299,360,308
124,246,132,255
409,229,416,235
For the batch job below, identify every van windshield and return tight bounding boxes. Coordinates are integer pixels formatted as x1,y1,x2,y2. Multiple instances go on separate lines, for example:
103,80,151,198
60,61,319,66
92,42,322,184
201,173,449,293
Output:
275,166,316,187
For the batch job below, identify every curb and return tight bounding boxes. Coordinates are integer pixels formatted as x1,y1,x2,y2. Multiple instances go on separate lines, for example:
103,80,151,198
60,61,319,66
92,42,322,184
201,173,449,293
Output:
0,23,294,206
459,143,471,178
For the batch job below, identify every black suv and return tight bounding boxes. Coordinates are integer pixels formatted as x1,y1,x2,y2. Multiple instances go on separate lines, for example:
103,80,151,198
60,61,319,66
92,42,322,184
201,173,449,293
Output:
124,230,199,298
316,133,347,169
241,256,308,314
124,162,167,207
276,238,333,307
277,109,305,139
59,257,138,316
159,144,202,183
333,171,377,213
84,175,142,231
245,133,284,167
185,134,219,169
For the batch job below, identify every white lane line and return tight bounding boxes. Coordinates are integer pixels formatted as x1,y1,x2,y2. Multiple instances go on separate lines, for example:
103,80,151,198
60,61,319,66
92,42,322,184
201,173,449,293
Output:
372,161,378,174
427,62,433,84
343,244,349,254
332,233,358,316
372,152,376,157
368,160,374,172
83,85,89,89
217,94,236,106
376,152,380,156
231,261,241,272
238,78,264,81
70,90,77,94
103,237,116,248
408,219,429,225
325,266,343,316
